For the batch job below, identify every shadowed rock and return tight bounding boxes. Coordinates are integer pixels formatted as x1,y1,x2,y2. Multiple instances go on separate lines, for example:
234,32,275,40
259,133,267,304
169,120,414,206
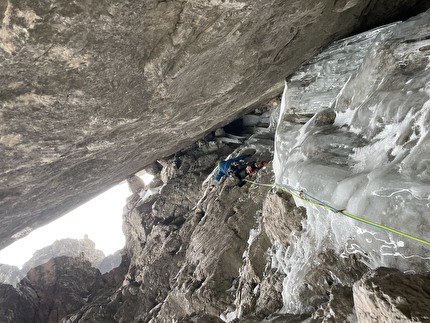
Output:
353,267,430,323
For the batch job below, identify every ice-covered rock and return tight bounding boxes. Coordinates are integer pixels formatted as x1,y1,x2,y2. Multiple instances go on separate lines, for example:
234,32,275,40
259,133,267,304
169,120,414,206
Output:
274,9,430,314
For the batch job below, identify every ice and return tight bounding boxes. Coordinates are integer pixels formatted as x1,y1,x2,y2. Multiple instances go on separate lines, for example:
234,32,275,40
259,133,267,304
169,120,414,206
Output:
273,10,430,313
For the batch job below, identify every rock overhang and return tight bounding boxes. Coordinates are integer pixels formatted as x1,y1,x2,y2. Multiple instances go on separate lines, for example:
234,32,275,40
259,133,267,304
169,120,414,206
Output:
1,0,430,249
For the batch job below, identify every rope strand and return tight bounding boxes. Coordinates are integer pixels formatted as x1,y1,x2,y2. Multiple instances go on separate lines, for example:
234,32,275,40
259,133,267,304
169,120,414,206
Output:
244,179,430,247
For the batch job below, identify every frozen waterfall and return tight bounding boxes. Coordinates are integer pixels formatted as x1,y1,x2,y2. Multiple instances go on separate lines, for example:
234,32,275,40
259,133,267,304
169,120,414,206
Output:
273,10,430,313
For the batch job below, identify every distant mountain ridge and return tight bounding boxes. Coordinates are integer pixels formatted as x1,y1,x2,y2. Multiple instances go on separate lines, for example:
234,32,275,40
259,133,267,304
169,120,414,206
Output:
0,236,122,286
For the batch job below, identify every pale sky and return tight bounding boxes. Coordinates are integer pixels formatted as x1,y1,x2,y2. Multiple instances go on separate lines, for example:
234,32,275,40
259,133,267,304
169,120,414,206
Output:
0,174,154,269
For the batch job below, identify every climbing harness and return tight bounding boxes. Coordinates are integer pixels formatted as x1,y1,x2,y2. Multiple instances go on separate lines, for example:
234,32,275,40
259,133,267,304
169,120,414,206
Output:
244,179,430,247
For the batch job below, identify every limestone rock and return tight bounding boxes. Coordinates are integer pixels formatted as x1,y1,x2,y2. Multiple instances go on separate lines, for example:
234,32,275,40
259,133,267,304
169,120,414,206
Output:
1,107,427,322
309,285,356,322
0,264,22,286
21,236,106,275
143,162,162,176
0,256,107,323
261,185,368,315
3,5,430,315
0,236,121,289
237,313,310,322
59,112,281,322
263,190,306,246
1,0,428,249
97,250,122,274
181,314,225,323
353,267,430,323
158,158,179,184
0,283,35,322
126,175,146,195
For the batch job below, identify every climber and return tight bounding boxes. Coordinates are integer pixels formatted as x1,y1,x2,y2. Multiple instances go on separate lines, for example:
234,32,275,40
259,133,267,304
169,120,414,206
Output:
215,154,267,185
215,154,251,182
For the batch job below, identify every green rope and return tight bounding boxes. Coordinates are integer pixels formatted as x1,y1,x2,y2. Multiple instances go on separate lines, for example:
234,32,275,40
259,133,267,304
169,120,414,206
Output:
244,179,430,247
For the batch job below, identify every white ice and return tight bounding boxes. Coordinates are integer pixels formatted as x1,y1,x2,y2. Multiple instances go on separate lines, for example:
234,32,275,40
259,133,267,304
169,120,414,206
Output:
273,10,430,313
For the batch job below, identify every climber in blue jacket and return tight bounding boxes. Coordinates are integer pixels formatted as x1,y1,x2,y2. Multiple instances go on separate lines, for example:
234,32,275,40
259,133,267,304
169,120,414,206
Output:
215,154,252,182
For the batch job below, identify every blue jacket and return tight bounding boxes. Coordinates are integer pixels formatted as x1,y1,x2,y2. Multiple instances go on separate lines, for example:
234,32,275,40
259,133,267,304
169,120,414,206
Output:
215,154,252,182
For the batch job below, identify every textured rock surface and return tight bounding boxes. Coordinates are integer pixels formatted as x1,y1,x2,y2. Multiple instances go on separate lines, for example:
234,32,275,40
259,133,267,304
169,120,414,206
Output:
353,267,430,323
0,236,121,287
21,236,106,274
2,0,429,248
263,189,368,317
0,107,429,322
98,250,122,274
21,257,104,323
0,283,35,322
0,255,126,323
56,112,369,322
2,4,430,323
0,264,21,286
59,111,285,322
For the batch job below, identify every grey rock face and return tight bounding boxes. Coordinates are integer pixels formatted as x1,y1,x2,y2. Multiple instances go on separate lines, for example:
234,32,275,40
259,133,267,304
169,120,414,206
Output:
0,264,21,286
353,267,430,323
21,236,106,275
59,111,282,322
0,108,429,322
126,175,146,195
60,110,372,322
0,236,122,287
1,0,428,249
0,255,128,323
97,250,122,274
22,257,104,323
0,256,105,323
0,282,35,322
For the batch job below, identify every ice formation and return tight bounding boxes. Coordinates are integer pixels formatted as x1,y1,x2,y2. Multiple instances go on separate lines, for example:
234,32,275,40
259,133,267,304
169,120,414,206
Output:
274,11,430,313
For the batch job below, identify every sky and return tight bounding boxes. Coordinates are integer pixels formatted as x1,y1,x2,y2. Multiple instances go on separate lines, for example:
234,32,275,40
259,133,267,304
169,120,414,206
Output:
0,174,154,269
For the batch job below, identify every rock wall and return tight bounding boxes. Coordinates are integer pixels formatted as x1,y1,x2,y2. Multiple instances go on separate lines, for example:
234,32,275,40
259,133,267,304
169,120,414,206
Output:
0,110,429,322
59,110,286,322
0,236,122,287
353,267,430,322
21,236,106,274
0,264,21,287
56,111,366,322
2,0,429,249
2,3,430,322
0,255,127,323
